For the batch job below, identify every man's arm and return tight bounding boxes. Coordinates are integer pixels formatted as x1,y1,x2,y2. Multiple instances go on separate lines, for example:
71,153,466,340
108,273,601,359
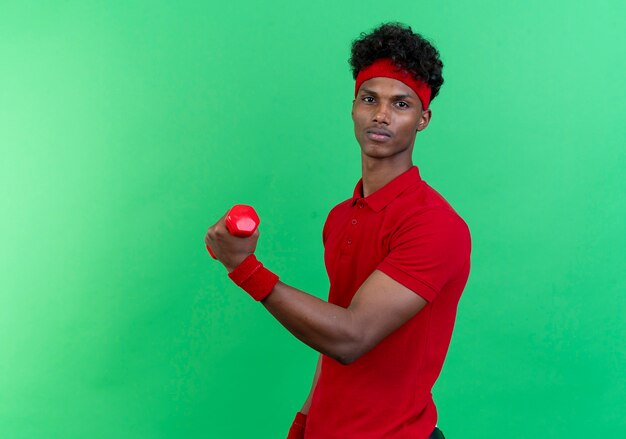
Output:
205,213,427,364
262,269,426,365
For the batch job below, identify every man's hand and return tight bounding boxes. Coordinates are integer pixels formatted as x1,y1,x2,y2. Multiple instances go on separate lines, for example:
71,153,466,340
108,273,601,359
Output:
205,213,260,272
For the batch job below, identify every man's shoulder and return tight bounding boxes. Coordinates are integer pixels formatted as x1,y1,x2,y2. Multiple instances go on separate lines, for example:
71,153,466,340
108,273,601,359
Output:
324,195,354,219
321,197,354,244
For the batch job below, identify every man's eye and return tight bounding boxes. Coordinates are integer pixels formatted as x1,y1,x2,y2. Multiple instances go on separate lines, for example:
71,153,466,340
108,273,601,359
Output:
396,101,409,108
362,96,375,103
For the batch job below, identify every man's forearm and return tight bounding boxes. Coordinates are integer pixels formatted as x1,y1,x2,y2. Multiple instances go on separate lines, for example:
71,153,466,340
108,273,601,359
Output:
261,282,361,364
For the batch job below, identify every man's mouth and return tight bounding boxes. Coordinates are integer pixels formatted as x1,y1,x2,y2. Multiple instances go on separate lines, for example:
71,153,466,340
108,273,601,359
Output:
366,128,392,142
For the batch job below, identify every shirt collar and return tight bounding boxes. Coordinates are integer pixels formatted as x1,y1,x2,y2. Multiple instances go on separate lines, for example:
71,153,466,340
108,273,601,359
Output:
351,166,422,212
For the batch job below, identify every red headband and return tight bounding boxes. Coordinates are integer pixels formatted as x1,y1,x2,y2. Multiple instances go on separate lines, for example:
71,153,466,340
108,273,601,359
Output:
354,58,431,110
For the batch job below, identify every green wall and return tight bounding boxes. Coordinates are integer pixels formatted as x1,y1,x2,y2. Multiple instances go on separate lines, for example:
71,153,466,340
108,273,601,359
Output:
1,1,624,437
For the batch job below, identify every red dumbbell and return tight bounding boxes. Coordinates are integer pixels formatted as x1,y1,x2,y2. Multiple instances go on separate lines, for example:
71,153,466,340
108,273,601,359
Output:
206,204,260,259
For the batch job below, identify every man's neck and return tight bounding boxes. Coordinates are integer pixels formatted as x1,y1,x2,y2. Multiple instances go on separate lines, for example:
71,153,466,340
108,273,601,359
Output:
361,157,413,197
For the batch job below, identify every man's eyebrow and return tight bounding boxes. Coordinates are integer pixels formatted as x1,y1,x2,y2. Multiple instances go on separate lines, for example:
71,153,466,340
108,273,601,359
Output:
360,88,378,96
359,88,415,100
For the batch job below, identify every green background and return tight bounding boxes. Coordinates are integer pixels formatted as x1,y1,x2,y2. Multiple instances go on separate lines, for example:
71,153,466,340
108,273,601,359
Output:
1,1,624,437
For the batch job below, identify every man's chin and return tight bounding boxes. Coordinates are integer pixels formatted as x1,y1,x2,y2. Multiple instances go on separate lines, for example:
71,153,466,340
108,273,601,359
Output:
360,147,393,160
359,142,413,162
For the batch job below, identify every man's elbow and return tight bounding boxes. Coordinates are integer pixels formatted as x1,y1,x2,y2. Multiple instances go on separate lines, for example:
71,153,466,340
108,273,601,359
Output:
328,337,370,366
329,352,357,366
323,311,373,365
332,352,357,366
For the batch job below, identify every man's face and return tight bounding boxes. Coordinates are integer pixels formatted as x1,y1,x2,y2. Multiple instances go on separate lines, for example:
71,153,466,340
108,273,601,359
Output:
352,77,431,162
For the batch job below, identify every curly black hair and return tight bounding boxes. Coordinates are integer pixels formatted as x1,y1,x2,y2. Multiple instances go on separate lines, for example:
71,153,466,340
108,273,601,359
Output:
350,23,444,102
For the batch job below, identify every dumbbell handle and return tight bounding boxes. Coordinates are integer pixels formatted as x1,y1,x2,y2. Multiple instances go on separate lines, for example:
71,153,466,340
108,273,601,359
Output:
206,205,260,259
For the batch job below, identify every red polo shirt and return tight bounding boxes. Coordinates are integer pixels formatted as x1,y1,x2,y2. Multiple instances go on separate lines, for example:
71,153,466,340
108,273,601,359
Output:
305,166,471,439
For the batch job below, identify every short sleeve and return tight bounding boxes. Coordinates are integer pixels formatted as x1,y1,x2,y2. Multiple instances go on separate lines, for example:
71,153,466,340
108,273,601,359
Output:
322,209,333,245
377,208,471,302
322,202,346,245
322,212,331,245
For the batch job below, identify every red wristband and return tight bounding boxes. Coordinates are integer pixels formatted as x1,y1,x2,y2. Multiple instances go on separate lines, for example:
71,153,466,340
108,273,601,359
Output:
286,412,307,439
228,254,279,301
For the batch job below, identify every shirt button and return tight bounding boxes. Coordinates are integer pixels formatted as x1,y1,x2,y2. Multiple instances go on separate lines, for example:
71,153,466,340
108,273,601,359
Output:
358,203,365,209
347,239,352,245
351,219,357,225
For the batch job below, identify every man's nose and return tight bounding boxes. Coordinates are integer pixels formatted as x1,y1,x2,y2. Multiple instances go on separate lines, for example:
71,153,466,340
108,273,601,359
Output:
372,105,390,124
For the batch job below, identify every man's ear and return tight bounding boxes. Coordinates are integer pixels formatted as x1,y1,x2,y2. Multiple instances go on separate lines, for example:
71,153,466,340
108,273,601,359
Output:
416,109,432,132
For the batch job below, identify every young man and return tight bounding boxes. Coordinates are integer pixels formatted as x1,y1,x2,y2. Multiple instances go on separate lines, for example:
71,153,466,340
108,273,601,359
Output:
205,23,471,439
